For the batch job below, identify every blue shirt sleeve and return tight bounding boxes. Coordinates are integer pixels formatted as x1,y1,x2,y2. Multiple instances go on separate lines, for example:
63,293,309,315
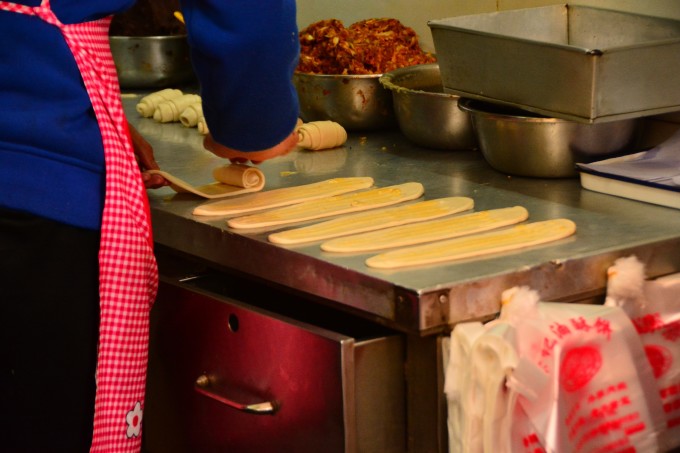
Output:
181,0,300,152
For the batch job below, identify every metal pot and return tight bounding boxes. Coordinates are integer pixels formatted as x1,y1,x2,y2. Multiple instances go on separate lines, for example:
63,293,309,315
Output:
293,72,396,131
380,63,476,150
110,35,195,89
459,99,643,178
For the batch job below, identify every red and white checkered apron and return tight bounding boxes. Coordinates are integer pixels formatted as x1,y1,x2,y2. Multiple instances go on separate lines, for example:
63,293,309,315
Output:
0,1,158,451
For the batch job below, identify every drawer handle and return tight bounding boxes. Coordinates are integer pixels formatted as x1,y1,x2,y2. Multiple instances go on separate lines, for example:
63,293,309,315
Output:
194,374,278,415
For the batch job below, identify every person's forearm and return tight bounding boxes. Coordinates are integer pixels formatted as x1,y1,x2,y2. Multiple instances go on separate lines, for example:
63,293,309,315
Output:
181,0,300,152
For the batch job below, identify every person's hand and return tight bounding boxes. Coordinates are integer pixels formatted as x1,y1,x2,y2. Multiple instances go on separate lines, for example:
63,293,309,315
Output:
127,121,169,189
203,131,298,165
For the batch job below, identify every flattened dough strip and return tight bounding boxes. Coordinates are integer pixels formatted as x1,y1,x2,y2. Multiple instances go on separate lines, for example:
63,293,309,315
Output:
365,218,576,269
268,197,474,245
148,164,265,199
322,206,529,253
228,182,424,229
194,177,374,216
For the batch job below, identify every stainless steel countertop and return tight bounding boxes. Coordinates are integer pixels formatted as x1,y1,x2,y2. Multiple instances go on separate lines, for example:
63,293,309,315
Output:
124,96,680,334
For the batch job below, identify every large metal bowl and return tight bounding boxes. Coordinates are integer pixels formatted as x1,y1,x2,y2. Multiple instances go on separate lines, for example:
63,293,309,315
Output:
380,64,476,150
293,72,396,131
459,99,643,178
110,35,195,89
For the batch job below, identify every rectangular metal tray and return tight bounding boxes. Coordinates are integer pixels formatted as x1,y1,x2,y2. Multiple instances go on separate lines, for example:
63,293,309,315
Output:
429,5,680,123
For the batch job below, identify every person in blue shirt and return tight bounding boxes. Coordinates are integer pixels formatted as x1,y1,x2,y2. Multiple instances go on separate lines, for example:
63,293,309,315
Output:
0,0,300,451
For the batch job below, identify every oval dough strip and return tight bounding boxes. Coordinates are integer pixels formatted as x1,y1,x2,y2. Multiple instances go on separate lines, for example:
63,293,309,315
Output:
365,218,576,269
322,206,529,253
269,196,473,245
193,177,375,216
227,182,424,229
147,164,265,199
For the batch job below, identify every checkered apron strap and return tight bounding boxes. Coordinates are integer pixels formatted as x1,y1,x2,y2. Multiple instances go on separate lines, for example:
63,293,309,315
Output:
0,1,159,452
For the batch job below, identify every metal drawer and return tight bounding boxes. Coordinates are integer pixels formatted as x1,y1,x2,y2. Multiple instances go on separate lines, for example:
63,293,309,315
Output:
143,276,405,453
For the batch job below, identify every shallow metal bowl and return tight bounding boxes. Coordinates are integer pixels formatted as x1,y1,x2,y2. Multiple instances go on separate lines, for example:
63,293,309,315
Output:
380,64,476,150
110,35,195,89
458,99,642,178
293,72,396,131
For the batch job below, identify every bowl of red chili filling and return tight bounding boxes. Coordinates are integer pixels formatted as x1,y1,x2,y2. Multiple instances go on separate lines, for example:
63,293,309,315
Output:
294,18,436,131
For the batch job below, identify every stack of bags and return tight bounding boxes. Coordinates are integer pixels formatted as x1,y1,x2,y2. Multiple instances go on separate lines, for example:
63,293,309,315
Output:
444,255,680,452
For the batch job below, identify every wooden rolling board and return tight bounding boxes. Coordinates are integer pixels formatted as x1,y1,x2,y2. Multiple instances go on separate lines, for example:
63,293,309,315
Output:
365,219,576,269
268,197,474,245
321,206,529,253
193,177,374,216
227,182,424,229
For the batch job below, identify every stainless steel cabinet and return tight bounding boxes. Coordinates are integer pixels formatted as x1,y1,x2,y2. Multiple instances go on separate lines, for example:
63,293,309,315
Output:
143,274,405,453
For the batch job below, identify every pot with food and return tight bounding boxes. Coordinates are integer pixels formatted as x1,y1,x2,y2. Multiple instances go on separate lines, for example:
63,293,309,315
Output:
109,0,195,89
294,18,436,131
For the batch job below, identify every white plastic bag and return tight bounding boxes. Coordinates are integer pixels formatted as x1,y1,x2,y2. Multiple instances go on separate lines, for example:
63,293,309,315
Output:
504,287,664,453
606,256,680,451
444,322,485,453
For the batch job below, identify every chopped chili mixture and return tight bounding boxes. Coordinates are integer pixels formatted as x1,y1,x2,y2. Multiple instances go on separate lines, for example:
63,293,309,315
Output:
297,18,436,75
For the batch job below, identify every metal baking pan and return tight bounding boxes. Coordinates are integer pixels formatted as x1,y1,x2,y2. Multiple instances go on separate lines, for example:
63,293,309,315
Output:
428,5,680,123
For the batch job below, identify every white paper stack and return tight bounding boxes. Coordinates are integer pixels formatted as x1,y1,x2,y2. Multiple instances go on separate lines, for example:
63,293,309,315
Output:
578,129,680,209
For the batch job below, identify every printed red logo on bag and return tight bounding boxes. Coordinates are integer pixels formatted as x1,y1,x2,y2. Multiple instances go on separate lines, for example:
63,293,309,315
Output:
560,345,603,392
644,344,672,378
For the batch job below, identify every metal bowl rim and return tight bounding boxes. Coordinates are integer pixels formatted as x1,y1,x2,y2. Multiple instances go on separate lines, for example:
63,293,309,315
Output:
294,71,383,80
380,64,461,100
457,98,572,124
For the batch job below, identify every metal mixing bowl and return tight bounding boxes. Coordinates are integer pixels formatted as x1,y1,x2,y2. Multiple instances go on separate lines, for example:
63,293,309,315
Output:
458,99,643,178
110,35,195,89
380,63,476,150
293,72,396,131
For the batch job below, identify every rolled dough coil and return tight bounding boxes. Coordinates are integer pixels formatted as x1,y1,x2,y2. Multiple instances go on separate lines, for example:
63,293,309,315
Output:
154,94,202,123
193,177,375,216
136,88,183,117
298,121,347,150
180,102,204,127
268,196,474,245
147,163,265,199
197,117,209,135
321,206,529,253
227,182,424,229
365,218,576,269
